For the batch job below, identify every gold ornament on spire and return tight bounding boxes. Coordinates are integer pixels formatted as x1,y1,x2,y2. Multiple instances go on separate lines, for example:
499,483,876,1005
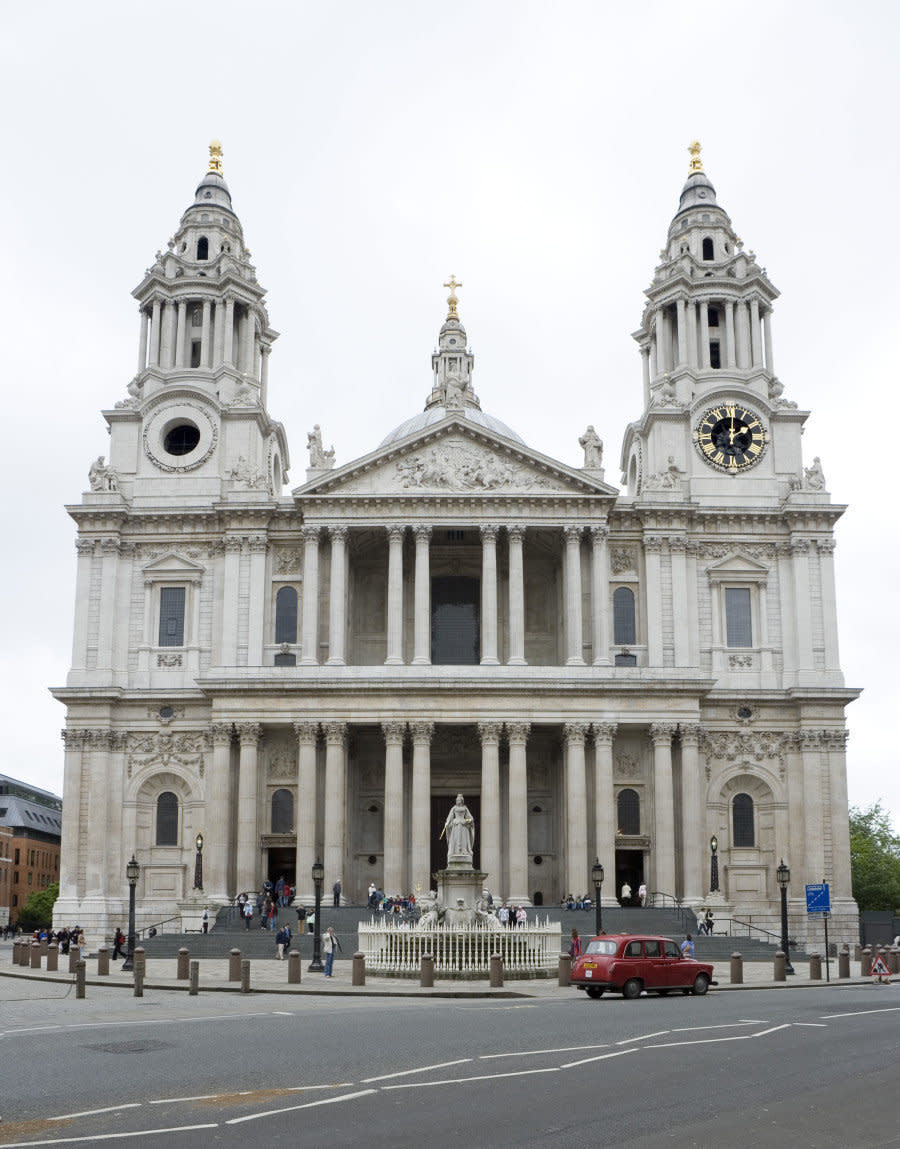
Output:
443,275,462,319
688,140,703,174
208,139,224,174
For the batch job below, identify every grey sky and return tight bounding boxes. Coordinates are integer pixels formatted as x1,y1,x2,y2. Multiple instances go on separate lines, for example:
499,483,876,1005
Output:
2,1,896,825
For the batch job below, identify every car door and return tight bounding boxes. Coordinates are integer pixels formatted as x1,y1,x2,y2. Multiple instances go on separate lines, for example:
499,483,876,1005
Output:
643,938,668,989
662,939,684,987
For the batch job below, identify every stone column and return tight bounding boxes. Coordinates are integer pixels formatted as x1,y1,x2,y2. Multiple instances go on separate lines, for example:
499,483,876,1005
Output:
175,300,187,368
200,299,212,368
138,307,149,373
826,730,853,900
643,536,664,666
675,296,688,365
223,297,235,366
260,344,271,407
326,526,348,665
564,722,589,899
750,296,762,366
480,525,499,665
385,526,405,665
479,722,502,891
791,539,815,679
725,300,736,367
762,308,774,373
207,723,234,902
736,301,751,368
149,298,162,366
650,723,677,897
564,526,585,666
85,730,111,896
323,722,347,893
506,723,530,904
246,536,268,667
679,723,703,903
382,722,406,897
686,301,698,366
669,536,691,666
642,343,652,408
590,525,611,665
160,300,175,368
235,724,262,895
412,526,432,666
799,730,826,884
71,540,93,672
776,542,797,681
507,526,526,665
104,732,127,894
300,526,320,665
294,722,318,903
699,300,711,369
592,723,617,902
220,537,242,665
817,540,841,672
96,539,120,673
59,730,85,900
410,722,433,889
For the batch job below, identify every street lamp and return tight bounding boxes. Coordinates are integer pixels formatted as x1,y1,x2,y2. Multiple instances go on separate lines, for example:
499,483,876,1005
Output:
309,858,325,972
122,854,140,972
193,833,204,891
776,858,795,975
591,858,604,936
709,835,719,893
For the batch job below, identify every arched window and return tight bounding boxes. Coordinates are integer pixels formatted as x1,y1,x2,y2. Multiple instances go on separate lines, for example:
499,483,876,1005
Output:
156,792,178,846
617,788,640,835
613,587,636,645
702,237,714,261
271,789,294,834
275,586,298,644
196,237,209,260
732,793,755,847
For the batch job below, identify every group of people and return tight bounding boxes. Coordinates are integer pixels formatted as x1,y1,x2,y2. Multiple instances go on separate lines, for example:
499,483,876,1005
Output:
561,893,594,911
619,881,649,906
696,908,715,935
366,883,418,915
9,925,88,954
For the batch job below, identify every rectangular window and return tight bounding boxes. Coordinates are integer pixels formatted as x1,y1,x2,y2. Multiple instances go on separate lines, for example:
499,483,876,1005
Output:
709,340,721,369
190,340,201,368
725,587,752,647
159,587,186,647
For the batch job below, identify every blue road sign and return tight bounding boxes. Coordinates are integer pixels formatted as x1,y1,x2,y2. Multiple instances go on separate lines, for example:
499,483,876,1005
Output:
806,883,831,914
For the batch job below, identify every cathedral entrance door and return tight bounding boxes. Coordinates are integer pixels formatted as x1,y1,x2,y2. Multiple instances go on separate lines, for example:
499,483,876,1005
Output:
430,793,481,885
615,849,644,906
267,848,295,889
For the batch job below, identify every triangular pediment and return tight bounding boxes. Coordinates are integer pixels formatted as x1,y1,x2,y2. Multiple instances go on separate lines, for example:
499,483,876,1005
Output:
142,552,206,578
294,417,617,498
706,551,770,582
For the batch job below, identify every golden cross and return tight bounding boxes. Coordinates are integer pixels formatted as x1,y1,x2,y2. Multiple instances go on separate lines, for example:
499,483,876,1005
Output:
688,139,703,173
443,275,462,318
208,139,224,174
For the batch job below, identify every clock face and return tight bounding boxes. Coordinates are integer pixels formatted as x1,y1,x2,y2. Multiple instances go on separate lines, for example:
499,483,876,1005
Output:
695,404,767,471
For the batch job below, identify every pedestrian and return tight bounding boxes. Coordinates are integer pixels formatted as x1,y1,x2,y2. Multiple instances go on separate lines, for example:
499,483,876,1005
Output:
243,901,253,930
696,907,707,935
516,905,527,926
267,900,277,931
112,928,125,960
680,933,694,958
333,879,342,907
296,904,307,930
201,907,209,934
620,881,632,906
323,925,342,976
307,908,315,934
704,909,714,936
275,875,285,906
498,903,510,927
569,928,583,960
275,924,291,959
638,882,647,907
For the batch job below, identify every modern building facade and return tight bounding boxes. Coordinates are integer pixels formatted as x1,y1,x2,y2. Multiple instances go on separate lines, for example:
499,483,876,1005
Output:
0,774,62,925
53,142,859,941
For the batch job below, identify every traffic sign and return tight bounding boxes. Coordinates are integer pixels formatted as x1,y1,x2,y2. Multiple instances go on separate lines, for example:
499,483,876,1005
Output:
805,883,831,914
870,955,891,980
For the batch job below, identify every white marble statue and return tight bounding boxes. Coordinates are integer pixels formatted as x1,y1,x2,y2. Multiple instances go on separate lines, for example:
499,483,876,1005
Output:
88,456,119,492
804,456,826,490
578,425,603,468
442,794,475,863
307,424,335,469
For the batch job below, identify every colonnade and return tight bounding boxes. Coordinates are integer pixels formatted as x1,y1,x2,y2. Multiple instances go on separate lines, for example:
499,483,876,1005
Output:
137,296,269,383
643,295,774,383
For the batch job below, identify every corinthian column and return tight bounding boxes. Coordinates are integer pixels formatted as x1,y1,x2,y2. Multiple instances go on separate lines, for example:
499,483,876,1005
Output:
412,526,432,665
506,723,530,904
480,525,499,665
507,526,526,665
385,526,405,665
564,527,585,665
590,525,611,665
382,722,406,897
479,722,502,889
410,722,433,888
300,526,320,665
236,723,262,895
207,723,234,902
592,722,617,900
294,722,318,903
323,722,347,895
679,723,703,903
326,525,348,665
650,723,677,897
564,722,590,897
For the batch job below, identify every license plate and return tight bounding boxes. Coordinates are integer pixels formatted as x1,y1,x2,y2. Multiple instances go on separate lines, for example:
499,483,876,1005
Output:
584,969,592,978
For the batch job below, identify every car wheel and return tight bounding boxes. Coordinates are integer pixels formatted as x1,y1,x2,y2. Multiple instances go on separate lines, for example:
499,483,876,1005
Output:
691,974,710,996
586,987,604,999
622,978,642,1000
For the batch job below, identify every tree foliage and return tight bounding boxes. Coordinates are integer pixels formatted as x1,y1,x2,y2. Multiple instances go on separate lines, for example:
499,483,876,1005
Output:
17,882,59,929
849,803,900,912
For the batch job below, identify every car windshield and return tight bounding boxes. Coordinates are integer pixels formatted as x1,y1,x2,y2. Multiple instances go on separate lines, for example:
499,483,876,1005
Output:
584,940,617,955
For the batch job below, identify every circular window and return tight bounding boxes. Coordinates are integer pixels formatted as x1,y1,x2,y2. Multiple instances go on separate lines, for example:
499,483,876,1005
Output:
533,855,543,866
164,423,201,456
159,705,175,719
368,855,377,866
737,706,753,719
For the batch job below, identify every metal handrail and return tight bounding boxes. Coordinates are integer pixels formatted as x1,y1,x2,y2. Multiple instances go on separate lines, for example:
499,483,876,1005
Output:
726,917,782,944
648,892,691,931
136,915,182,939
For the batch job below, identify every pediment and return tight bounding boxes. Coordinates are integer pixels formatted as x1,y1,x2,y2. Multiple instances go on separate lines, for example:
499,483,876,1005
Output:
294,418,617,499
142,552,206,580
706,551,770,582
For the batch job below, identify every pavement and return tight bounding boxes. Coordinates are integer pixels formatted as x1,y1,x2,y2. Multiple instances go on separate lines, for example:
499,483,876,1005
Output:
1,942,892,997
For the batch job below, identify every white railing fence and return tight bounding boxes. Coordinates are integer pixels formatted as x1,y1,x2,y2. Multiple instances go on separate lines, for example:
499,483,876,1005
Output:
358,919,562,978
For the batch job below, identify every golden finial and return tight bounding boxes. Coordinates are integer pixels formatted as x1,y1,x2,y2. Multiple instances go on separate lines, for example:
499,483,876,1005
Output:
208,139,224,174
443,275,462,319
688,140,703,174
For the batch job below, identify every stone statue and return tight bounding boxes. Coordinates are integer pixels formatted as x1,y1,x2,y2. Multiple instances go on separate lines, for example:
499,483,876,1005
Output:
804,456,826,490
643,455,683,491
307,424,335,469
88,456,119,492
418,890,441,929
578,426,603,469
442,793,475,863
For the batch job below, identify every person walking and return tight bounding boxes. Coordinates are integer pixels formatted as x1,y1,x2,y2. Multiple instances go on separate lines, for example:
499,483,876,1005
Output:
620,881,632,906
569,928,583,960
111,928,125,960
704,909,714,936
243,901,253,930
332,879,342,908
638,882,648,907
680,933,695,957
201,907,209,934
323,925,342,976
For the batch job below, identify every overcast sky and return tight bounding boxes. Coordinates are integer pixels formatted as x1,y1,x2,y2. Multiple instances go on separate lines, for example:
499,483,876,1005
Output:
2,2,897,826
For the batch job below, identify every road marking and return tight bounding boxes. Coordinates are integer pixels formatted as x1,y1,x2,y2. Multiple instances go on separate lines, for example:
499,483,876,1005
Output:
561,1048,639,1069
820,1007,900,1020
50,1103,142,1121
225,1088,376,1124
793,1022,828,1027
148,1094,222,1104
669,1022,765,1033
648,1023,792,1050
147,1083,353,1105
616,1030,669,1044
362,1058,471,1083
382,1067,560,1090
271,1010,293,1016
0,1125,219,1147
480,1043,610,1060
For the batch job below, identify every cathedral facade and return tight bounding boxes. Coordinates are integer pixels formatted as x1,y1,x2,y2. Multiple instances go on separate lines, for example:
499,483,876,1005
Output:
53,143,859,942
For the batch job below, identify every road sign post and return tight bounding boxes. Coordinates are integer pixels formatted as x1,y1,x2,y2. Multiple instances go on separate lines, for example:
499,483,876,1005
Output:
806,883,832,981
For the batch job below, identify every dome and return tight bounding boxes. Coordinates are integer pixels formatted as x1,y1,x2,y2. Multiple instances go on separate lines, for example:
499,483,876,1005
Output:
379,406,525,448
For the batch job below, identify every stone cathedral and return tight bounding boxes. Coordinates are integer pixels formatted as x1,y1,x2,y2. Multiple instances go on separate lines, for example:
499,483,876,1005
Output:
53,142,859,942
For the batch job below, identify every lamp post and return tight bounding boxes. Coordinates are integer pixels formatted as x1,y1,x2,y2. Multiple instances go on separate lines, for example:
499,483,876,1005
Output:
591,858,604,935
193,832,204,891
309,858,325,972
709,835,719,893
776,858,795,975
122,854,140,972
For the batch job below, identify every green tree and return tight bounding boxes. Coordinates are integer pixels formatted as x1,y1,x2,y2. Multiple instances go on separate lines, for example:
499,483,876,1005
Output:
849,803,900,912
17,881,59,929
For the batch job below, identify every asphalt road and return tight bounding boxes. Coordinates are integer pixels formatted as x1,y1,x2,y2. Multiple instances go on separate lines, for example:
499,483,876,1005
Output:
1,977,898,1147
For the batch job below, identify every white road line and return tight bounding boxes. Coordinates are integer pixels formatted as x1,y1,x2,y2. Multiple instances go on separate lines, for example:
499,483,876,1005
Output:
271,1010,294,1016
648,1023,792,1050
561,1048,639,1069
50,1103,142,1121
669,1022,765,1033
382,1067,560,1090
793,1022,828,1027
225,1088,376,1124
820,1007,900,1020
480,1043,610,1060
362,1058,471,1083
616,1029,670,1044
0,1124,219,1147
148,1094,222,1104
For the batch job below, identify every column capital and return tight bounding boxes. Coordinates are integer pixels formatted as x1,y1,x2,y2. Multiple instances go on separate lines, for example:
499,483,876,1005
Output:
301,525,321,544
224,536,243,554
816,538,836,555
563,721,590,744
329,524,349,543
293,721,319,745
75,538,96,555
507,524,526,544
678,722,702,746
478,721,502,744
248,535,268,554
480,524,499,544
61,728,87,749
386,525,405,544
323,721,347,746
589,524,610,543
650,722,678,744
210,722,235,747
506,722,531,746
563,525,583,545
238,722,262,746
410,721,434,744
414,525,432,544
382,721,406,746
592,722,617,744
644,535,665,554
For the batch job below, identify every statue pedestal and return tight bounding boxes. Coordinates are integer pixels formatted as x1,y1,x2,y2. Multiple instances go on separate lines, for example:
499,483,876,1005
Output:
435,864,488,915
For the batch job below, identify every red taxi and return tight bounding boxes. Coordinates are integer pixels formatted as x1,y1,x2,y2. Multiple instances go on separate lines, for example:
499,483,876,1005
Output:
571,934,715,999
